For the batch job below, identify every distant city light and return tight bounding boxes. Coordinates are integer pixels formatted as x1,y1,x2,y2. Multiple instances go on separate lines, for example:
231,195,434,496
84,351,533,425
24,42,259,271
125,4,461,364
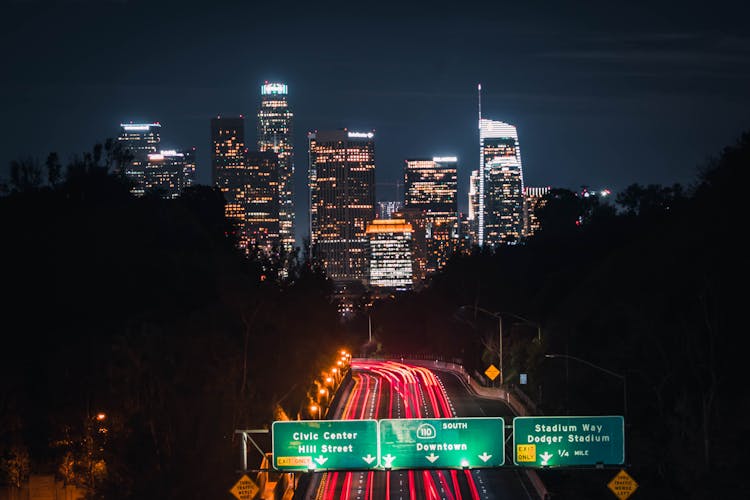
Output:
261,82,288,95
347,131,374,138
433,156,457,162
121,123,160,132
160,150,183,157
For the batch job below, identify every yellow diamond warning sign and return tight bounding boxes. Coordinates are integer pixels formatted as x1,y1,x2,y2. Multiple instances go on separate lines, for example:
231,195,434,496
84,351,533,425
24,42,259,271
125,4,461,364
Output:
607,469,638,500
230,474,259,500
485,364,500,381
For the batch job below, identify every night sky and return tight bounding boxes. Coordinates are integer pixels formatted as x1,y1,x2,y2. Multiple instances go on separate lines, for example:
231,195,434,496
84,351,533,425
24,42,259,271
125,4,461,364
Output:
3,0,749,245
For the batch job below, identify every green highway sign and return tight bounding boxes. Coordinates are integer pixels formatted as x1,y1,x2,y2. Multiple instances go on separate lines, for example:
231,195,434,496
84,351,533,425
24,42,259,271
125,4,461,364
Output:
272,420,379,471
513,416,624,467
379,417,505,469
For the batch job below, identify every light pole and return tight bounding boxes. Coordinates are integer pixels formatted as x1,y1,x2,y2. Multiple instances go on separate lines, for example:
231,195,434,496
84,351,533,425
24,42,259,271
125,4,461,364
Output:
545,353,627,419
455,305,503,385
500,311,542,344
457,305,544,386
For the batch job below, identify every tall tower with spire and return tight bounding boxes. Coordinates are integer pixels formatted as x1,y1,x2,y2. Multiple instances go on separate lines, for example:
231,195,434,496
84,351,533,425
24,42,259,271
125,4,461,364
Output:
477,84,525,246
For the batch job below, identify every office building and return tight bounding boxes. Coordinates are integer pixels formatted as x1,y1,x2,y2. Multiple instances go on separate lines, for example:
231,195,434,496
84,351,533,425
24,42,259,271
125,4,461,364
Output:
213,116,281,254
479,118,525,246
377,201,403,219
484,156,524,245
211,116,245,188
241,151,280,252
394,205,427,283
366,219,413,290
118,122,161,196
258,82,295,254
404,157,458,274
308,129,376,283
467,169,480,246
211,116,246,247
523,186,551,238
457,212,474,255
144,148,195,199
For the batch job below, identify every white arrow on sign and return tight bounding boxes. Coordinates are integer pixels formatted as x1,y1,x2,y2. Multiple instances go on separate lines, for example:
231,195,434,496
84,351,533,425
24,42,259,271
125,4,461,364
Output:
314,456,328,466
478,452,492,462
362,454,376,465
425,453,439,463
540,452,553,466
382,454,396,468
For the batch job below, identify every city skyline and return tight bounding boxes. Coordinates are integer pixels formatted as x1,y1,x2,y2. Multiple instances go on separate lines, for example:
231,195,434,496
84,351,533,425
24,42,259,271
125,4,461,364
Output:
2,1,749,248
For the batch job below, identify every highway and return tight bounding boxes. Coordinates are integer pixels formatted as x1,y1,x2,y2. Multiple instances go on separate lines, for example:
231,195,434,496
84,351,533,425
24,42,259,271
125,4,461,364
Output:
293,359,542,499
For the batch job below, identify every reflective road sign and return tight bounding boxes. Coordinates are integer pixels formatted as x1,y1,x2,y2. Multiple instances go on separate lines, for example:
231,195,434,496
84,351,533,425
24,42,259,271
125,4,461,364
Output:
272,420,379,471
513,416,624,467
379,417,505,469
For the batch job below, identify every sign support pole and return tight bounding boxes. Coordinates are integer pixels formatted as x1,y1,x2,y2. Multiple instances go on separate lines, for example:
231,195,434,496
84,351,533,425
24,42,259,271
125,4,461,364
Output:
235,429,270,472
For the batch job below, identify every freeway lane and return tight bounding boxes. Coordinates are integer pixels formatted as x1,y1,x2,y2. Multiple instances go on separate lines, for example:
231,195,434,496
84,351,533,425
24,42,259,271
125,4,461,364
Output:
293,359,541,499
436,368,540,499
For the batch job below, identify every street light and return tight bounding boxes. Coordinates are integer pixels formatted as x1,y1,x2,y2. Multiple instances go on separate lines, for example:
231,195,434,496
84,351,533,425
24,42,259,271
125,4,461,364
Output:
500,311,542,344
310,404,321,419
545,353,627,419
319,388,328,406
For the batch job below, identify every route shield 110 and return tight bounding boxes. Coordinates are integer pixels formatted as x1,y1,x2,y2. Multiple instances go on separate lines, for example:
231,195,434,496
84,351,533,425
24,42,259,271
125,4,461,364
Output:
272,420,379,471
379,417,505,469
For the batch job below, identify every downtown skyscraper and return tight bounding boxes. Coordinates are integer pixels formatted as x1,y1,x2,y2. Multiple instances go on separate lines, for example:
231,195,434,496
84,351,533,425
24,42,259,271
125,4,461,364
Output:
403,157,458,275
366,219,414,290
308,129,376,283
523,186,551,238
144,148,196,199
118,122,161,196
118,122,195,199
257,82,295,254
212,115,280,255
477,84,525,246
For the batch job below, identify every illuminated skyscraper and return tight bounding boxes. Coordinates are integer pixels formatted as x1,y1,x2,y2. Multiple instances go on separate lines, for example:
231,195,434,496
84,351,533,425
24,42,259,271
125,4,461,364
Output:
144,148,195,199
404,157,458,274
212,116,281,254
366,219,413,290
523,186,551,238
477,84,525,246
211,116,245,188
484,156,524,244
394,205,427,282
468,169,480,246
258,82,295,254
182,147,197,188
118,122,161,196
241,151,280,252
308,129,376,283
377,201,403,219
